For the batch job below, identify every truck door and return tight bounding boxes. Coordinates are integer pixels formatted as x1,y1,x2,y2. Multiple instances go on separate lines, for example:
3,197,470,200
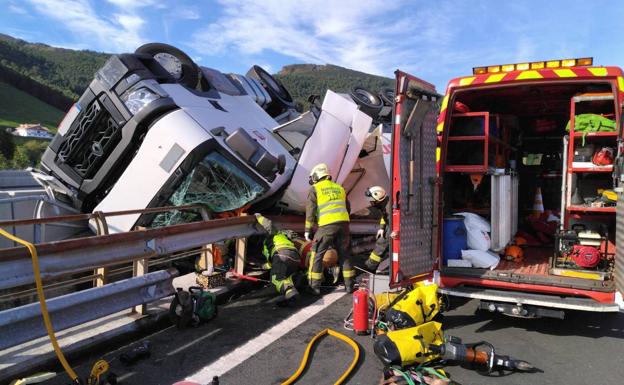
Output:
616,86,624,296
390,71,441,286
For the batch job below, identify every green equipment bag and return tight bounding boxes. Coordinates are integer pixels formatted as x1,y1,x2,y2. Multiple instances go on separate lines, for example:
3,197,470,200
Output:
170,286,217,328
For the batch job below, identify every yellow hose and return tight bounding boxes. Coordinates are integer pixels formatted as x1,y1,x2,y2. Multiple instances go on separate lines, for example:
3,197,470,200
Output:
281,328,360,385
0,228,79,382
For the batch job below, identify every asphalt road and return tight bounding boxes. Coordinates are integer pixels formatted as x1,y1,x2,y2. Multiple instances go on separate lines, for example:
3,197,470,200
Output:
42,285,624,385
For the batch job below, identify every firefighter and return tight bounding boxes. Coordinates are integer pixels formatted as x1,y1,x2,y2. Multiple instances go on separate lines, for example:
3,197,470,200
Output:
364,186,390,272
305,163,355,295
255,214,300,301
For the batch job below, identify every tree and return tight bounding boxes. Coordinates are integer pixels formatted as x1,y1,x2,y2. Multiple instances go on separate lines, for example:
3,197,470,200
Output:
11,145,30,169
20,140,48,166
0,129,15,159
0,152,10,169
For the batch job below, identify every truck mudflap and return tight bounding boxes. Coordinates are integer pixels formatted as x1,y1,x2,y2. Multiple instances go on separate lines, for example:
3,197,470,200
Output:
438,286,621,313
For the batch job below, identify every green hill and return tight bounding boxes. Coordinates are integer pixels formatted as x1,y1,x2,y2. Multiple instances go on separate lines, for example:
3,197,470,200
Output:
0,34,392,114
276,64,393,108
0,34,394,169
0,81,64,131
0,34,109,101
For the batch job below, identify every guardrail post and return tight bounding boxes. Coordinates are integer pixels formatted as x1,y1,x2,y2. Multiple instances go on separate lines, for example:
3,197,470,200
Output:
198,245,214,273
131,225,149,315
132,258,149,315
198,207,214,273
93,211,110,287
234,214,248,275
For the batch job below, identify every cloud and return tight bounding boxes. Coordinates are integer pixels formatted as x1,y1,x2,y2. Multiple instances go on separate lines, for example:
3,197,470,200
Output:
105,0,157,8
188,0,478,83
173,7,200,20
8,4,29,15
26,0,147,52
115,14,145,31
191,0,417,76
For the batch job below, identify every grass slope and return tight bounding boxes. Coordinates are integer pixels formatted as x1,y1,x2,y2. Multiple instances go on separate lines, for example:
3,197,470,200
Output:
0,81,64,131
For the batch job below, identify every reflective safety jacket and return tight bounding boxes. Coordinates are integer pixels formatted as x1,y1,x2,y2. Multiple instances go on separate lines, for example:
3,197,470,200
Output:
263,231,297,260
305,179,350,232
374,197,391,231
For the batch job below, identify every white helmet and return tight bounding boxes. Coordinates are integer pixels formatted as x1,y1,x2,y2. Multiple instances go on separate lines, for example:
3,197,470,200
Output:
365,186,387,202
309,163,331,184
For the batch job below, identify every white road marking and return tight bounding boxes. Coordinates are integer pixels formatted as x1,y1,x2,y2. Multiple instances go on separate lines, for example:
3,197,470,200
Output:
167,328,222,356
185,290,346,383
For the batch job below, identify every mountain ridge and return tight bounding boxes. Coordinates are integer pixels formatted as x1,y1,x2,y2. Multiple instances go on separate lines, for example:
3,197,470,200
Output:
0,34,393,113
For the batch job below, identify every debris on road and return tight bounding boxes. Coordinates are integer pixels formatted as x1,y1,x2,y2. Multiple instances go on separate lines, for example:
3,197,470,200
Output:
119,341,151,366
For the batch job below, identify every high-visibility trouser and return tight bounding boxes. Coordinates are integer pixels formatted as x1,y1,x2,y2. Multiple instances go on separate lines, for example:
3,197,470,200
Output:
271,248,300,295
366,229,389,269
308,222,354,288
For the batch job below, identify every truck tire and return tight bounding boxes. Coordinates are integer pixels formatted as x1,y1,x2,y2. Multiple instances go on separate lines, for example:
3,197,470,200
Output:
379,87,395,106
135,43,199,88
349,86,383,118
246,65,295,116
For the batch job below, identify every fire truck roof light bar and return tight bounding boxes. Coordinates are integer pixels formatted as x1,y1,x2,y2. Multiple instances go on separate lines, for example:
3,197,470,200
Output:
473,57,593,75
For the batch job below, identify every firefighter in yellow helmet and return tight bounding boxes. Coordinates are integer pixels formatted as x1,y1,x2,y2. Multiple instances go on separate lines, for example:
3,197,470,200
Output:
305,163,354,294
255,214,300,301
364,186,390,272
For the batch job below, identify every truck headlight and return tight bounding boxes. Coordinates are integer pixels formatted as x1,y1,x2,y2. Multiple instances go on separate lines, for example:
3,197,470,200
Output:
121,87,160,115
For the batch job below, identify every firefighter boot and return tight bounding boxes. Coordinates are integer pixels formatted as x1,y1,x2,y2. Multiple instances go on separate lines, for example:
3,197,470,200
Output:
344,278,355,293
364,258,379,273
284,286,300,301
307,284,321,296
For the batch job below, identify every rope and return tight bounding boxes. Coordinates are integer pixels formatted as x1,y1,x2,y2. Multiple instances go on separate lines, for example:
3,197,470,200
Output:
0,228,80,382
390,366,417,385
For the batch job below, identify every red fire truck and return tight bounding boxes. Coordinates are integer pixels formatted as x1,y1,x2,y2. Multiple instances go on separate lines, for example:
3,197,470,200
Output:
390,58,624,318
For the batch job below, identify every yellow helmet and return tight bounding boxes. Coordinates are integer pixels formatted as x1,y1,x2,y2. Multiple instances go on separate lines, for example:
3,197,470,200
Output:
365,185,387,202
309,163,331,184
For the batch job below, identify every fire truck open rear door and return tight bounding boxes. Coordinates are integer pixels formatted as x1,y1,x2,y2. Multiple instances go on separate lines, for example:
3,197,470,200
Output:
390,71,441,287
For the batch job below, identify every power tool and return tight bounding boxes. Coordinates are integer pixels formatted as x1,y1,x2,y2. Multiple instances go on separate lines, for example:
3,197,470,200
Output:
429,335,538,373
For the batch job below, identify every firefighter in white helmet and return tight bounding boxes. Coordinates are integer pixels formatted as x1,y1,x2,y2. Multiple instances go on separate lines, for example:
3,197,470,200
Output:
305,163,354,294
364,185,390,272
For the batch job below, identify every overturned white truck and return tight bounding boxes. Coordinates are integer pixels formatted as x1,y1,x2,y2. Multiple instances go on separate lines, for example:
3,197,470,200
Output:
35,43,391,233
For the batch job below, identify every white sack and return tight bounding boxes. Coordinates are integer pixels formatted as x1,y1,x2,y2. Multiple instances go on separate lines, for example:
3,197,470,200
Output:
455,212,491,250
455,212,491,232
461,249,500,269
466,229,491,251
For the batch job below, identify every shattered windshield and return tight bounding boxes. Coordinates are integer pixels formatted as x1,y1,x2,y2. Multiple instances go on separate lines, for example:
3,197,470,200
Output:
150,151,266,227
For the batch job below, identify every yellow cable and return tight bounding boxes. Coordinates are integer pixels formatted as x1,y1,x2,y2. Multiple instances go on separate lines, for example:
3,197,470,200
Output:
281,328,360,385
0,228,79,382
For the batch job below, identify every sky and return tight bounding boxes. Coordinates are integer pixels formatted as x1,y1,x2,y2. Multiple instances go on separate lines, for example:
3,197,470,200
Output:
1,0,623,91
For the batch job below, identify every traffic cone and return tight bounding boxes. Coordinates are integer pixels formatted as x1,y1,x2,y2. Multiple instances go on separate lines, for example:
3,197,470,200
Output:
532,187,544,217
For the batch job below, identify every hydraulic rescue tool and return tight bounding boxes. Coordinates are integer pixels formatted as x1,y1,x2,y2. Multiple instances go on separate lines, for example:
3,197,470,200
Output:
374,323,538,374
429,336,539,374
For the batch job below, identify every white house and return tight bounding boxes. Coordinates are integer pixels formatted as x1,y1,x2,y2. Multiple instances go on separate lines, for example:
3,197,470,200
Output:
9,124,54,140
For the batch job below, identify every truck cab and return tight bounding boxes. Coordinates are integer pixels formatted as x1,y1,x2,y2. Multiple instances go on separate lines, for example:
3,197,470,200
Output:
390,59,624,317
36,43,390,234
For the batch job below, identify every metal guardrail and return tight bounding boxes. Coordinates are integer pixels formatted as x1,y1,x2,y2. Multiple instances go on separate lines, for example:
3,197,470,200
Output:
0,207,377,350
0,269,178,350
0,216,260,290
0,214,378,291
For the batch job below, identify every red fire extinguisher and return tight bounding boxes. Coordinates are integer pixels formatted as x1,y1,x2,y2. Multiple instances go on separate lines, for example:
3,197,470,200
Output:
353,287,369,335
